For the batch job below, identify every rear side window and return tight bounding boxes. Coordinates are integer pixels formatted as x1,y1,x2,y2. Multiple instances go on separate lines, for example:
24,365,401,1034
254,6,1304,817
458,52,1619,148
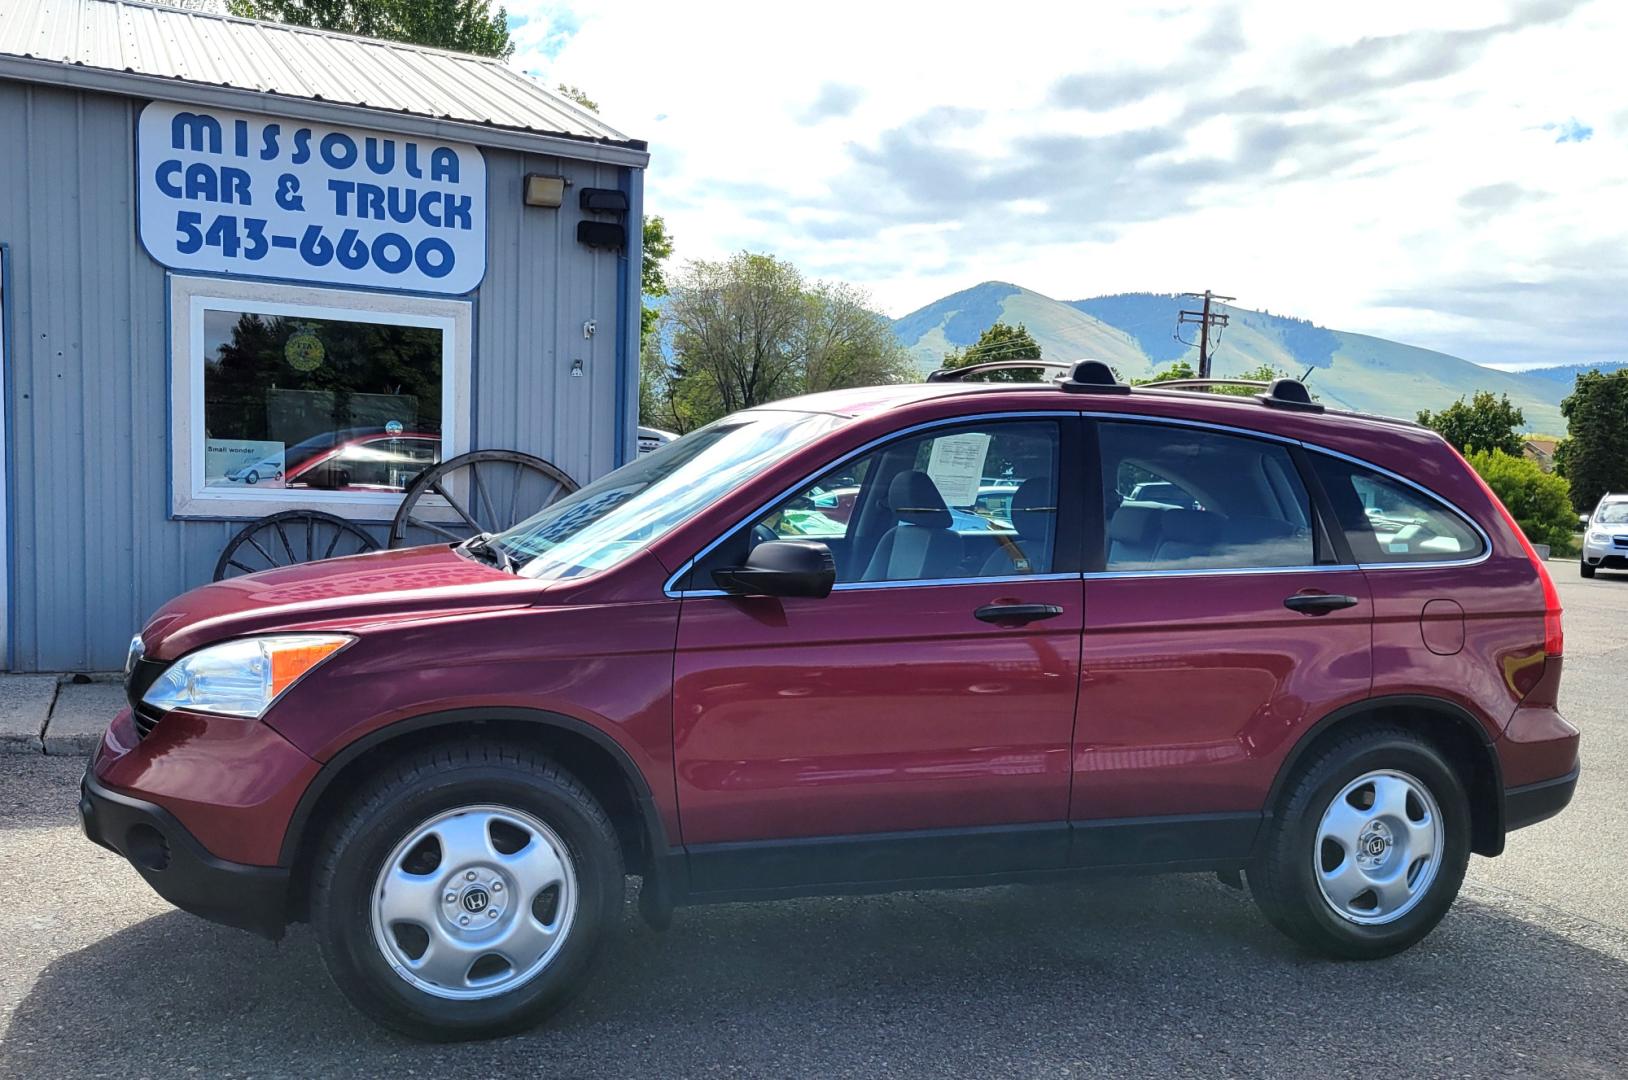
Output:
1310,454,1485,564
1099,422,1315,571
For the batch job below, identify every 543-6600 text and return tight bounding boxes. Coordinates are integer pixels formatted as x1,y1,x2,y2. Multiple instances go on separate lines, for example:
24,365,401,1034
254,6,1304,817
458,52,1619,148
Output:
175,211,456,279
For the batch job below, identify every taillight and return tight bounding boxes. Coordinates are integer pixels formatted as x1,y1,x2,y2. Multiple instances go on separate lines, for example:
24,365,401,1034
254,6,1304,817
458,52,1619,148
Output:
1450,444,1563,656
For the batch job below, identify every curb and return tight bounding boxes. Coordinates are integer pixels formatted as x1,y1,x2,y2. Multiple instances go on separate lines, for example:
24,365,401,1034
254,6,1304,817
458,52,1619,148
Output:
0,673,122,756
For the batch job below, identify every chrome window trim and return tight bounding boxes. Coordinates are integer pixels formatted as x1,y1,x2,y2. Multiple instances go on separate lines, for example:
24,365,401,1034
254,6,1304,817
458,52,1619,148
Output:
676,571,1082,600
663,407,1495,598
662,410,1069,599
1088,412,1493,574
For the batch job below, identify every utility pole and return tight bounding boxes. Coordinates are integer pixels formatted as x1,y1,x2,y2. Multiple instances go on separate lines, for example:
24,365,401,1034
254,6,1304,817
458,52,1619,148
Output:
1177,290,1234,378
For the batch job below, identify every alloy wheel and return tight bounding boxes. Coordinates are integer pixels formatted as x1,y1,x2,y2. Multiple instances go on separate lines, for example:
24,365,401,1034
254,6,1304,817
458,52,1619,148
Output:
370,804,578,1000
1313,769,1444,925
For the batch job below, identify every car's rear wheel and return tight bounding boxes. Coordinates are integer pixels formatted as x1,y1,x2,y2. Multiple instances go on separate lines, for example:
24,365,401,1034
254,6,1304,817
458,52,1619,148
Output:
309,743,623,1040
1248,727,1469,959
1581,559,1596,578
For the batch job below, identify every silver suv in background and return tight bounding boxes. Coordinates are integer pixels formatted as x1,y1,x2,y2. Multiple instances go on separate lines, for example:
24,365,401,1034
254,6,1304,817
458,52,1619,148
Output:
1580,494,1628,578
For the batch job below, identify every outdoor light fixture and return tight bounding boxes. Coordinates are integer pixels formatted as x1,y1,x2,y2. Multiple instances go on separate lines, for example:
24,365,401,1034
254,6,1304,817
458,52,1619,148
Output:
523,174,566,208
579,187,630,213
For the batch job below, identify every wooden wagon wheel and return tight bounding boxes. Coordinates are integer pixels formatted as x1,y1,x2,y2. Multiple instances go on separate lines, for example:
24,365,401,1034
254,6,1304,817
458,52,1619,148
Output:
214,510,381,582
389,449,579,549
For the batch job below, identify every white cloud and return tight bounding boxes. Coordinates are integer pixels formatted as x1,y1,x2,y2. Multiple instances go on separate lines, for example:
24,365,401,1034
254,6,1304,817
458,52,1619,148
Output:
507,0,1627,366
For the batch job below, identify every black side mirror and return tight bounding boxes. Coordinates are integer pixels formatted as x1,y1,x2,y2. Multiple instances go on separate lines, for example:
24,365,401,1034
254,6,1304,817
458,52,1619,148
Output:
712,540,836,599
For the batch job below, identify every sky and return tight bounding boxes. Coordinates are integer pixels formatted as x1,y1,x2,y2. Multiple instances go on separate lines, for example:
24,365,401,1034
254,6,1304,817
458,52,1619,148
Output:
506,0,1628,369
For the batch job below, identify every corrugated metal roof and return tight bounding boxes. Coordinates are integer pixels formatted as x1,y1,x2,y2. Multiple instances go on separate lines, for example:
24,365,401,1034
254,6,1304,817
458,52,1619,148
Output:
0,0,642,151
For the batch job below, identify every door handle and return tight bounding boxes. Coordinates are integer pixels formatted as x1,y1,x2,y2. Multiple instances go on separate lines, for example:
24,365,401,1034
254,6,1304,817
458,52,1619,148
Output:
1283,593,1359,615
974,603,1064,625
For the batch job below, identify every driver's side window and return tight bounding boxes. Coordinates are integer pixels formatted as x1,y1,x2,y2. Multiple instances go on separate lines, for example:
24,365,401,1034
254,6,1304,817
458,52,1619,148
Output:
725,419,1061,586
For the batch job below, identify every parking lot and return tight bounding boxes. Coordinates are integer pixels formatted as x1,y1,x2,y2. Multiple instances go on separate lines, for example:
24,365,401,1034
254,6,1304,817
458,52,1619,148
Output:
0,567,1623,1079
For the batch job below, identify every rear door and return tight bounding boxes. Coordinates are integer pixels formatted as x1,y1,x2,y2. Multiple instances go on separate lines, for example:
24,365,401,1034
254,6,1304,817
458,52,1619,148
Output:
1071,419,1372,866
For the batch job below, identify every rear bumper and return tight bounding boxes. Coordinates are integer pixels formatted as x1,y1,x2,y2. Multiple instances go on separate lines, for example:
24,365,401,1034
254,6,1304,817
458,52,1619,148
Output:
79,767,288,939
1504,766,1580,834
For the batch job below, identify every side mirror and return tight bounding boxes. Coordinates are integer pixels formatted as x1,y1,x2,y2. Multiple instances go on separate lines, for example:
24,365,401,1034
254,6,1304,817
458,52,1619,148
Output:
712,540,836,599
1579,514,1591,527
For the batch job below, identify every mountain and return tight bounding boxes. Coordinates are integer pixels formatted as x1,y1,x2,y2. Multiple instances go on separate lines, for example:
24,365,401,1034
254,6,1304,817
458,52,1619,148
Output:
1511,361,1628,384
892,284,1568,433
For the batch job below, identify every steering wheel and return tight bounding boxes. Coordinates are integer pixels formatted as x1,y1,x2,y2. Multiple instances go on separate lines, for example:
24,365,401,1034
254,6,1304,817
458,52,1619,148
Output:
750,523,778,548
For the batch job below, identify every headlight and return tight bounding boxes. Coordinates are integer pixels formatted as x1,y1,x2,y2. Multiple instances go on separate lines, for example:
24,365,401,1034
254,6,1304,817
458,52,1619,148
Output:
141,634,353,719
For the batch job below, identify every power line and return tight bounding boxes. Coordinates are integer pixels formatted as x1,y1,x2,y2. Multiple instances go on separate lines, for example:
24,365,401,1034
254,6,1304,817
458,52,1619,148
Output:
1176,290,1234,379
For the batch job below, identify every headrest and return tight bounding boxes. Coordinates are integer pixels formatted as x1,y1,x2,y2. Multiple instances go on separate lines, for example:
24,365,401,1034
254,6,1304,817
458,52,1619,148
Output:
1107,504,1165,544
886,470,951,527
1158,509,1215,544
1011,477,1056,539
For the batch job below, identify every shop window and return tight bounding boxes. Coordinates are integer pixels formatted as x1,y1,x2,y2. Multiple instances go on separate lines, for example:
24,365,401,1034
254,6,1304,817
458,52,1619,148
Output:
169,276,470,519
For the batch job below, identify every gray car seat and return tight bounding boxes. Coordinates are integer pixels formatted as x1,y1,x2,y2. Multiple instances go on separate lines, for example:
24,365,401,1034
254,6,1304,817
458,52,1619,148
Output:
862,470,965,581
979,477,1057,575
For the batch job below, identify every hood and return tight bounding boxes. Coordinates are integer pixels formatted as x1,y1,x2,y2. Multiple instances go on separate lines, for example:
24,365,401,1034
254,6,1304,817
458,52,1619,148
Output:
141,545,544,660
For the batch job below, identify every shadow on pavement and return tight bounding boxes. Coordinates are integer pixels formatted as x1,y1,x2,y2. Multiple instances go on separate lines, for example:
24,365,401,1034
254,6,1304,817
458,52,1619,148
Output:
5,874,1626,1079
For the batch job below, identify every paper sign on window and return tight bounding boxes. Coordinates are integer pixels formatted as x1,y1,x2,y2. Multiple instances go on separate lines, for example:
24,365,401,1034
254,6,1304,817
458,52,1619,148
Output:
926,433,991,507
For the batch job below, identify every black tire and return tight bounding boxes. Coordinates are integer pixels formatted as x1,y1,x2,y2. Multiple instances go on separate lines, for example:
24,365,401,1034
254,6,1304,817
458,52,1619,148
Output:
1581,560,1596,578
245,470,259,485
1248,727,1470,960
309,743,624,1041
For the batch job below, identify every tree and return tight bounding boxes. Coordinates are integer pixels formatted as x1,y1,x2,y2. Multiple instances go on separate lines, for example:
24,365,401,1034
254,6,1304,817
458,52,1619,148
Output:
652,252,913,430
1467,450,1576,552
1557,368,1628,512
555,84,599,111
1417,391,1525,456
940,322,1044,381
228,0,514,59
641,215,674,345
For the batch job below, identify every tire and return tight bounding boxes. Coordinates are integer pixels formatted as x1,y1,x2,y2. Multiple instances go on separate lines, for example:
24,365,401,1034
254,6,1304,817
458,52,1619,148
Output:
1581,560,1596,578
245,470,259,485
309,742,624,1041
1248,727,1470,960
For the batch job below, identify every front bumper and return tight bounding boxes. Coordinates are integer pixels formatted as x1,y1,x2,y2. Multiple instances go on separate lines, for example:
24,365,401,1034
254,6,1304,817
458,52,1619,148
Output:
1581,536,1628,567
79,767,289,939
1504,765,1580,833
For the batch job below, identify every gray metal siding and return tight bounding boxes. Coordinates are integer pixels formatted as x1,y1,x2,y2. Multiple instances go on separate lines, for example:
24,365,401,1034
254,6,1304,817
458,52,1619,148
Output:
2,80,631,671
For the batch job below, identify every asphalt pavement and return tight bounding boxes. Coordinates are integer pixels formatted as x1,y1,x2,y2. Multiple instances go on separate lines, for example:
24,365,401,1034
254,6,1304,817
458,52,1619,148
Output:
1,565,1624,1078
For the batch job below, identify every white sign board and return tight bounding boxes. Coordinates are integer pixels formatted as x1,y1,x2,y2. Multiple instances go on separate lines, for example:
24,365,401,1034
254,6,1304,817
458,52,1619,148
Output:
926,433,992,507
205,439,286,487
137,102,486,294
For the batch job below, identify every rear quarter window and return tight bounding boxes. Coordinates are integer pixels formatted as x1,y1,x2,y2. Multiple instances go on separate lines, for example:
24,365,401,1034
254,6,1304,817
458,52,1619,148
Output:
1310,453,1485,564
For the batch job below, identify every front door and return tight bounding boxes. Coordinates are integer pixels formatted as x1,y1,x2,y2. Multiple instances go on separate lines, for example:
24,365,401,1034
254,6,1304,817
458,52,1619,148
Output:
1072,419,1373,866
672,415,1084,893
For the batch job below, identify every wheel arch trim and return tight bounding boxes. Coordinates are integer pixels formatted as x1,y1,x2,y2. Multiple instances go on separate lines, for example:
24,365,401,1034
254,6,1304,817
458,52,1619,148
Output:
276,707,670,871
1264,694,1506,855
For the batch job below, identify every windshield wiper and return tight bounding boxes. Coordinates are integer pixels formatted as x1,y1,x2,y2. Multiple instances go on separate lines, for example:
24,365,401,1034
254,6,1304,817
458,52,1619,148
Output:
458,532,516,573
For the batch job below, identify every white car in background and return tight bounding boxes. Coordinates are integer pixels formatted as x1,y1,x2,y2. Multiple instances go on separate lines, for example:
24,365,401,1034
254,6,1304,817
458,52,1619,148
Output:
637,426,677,456
1580,494,1628,578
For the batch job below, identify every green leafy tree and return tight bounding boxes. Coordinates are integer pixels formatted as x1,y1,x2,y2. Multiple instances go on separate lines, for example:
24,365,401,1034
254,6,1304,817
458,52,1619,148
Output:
1557,368,1628,512
940,322,1044,382
228,0,514,58
640,215,674,346
1417,391,1526,456
555,84,599,111
650,252,912,430
1466,449,1576,552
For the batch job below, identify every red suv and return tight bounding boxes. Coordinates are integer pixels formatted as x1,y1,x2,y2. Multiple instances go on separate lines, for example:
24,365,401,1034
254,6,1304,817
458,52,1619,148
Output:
81,362,1578,1040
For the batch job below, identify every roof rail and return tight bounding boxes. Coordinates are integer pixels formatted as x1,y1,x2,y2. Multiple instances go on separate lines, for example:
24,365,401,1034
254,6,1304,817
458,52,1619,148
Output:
925,360,1071,382
1142,375,1325,414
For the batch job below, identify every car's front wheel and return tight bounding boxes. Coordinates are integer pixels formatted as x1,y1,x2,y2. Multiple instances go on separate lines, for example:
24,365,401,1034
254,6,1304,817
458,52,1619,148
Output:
1581,559,1596,578
1249,727,1469,959
309,743,623,1040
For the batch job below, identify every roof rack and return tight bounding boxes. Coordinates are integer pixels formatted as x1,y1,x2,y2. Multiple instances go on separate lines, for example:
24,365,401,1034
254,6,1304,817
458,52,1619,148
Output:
925,360,1071,382
923,360,1322,412
1142,375,1325,413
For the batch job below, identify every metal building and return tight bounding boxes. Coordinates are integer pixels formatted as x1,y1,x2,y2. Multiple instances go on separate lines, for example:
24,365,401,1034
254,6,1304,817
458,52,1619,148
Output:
0,0,648,671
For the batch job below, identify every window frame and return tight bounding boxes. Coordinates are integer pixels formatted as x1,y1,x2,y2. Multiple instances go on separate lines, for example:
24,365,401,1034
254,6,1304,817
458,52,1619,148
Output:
1088,417,1329,576
168,274,472,520
665,411,1085,597
1306,446,1491,568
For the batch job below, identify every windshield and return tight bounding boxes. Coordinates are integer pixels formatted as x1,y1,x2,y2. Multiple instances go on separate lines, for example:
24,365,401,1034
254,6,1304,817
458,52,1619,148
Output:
497,410,850,580
1596,502,1628,525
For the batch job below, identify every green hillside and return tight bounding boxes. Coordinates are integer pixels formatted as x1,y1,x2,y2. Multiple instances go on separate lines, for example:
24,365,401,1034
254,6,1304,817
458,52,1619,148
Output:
893,284,1567,432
